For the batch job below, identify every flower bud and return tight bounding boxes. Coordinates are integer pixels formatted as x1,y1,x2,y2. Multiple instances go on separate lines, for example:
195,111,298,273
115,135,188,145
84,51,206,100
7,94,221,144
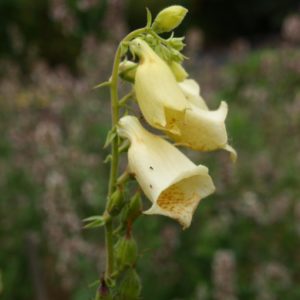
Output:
117,268,141,299
152,5,188,33
119,61,137,83
169,61,188,82
115,236,138,268
108,188,124,216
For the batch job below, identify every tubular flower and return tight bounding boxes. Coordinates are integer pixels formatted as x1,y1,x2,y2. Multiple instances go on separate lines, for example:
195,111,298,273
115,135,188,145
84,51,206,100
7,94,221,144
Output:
118,116,215,229
130,38,187,135
130,38,236,160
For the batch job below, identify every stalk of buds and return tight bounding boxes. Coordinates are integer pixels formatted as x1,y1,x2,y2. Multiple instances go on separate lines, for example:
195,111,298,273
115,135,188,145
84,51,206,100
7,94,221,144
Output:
87,5,237,299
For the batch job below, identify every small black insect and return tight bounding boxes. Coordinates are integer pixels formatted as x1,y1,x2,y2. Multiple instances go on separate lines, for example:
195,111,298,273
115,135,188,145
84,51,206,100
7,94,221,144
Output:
150,184,153,188
149,166,153,170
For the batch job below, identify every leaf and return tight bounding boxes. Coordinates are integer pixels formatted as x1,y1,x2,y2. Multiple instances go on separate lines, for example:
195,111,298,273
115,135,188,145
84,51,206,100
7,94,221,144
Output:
103,127,117,148
82,215,106,229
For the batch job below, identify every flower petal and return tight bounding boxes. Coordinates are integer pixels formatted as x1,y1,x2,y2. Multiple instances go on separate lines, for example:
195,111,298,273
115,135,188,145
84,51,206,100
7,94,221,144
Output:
178,79,208,110
166,101,236,157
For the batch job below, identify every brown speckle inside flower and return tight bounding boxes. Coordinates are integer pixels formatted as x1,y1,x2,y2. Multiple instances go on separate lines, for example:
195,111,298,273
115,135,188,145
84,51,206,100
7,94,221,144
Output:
157,180,200,228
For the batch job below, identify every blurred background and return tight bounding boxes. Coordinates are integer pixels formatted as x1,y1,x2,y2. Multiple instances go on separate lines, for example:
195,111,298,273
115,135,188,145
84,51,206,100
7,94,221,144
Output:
1,0,300,299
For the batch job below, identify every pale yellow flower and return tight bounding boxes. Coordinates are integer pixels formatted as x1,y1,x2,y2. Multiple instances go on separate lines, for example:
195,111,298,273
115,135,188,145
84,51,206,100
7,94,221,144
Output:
118,116,215,228
130,39,236,160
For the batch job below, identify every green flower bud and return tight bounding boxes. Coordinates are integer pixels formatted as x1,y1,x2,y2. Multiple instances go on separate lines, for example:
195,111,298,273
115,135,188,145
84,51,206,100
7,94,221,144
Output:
108,188,124,216
117,268,141,300
169,61,188,82
115,236,138,268
119,61,137,83
152,5,188,33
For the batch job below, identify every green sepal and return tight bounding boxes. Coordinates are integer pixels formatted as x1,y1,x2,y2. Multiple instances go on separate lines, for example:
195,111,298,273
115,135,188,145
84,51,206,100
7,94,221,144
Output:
116,268,142,299
104,154,112,164
119,61,137,83
118,140,130,154
93,81,111,89
82,215,107,229
120,42,129,58
108,188,125,216
98,278,112,300
104,127,117,148
114,236,138,269
121,192,142,225
146,7,152,28
167,36,185,51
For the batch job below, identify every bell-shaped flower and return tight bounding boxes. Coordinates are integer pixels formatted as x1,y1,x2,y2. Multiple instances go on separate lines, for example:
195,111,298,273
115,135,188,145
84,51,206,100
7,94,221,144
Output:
130,38,236,160
118,116,215,229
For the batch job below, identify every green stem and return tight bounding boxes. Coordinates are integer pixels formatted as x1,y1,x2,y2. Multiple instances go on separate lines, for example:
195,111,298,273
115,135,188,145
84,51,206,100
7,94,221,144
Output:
104,27,148,281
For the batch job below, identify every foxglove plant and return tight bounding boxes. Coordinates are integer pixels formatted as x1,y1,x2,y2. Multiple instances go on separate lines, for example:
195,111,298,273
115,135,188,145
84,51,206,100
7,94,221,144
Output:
87,5,236,299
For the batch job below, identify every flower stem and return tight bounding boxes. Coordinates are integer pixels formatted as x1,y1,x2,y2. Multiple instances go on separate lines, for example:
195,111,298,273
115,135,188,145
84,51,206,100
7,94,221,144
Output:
104,27,147,281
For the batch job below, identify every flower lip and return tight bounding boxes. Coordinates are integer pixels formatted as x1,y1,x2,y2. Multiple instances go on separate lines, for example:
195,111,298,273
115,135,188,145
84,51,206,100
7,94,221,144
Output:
144,165,215,229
